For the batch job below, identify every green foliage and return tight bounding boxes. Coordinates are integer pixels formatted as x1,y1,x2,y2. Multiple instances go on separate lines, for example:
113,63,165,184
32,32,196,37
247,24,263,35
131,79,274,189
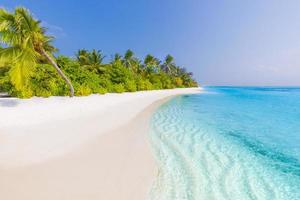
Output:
96,87,107,94
159,73,174,89
149,74,163,89
174,77,184,87
113,83,125,93
75,84,92,96
107,61,132,84
136,78,153,91
0,7,198,98
125,80,137,92
0,66,12,92
30,64,68,97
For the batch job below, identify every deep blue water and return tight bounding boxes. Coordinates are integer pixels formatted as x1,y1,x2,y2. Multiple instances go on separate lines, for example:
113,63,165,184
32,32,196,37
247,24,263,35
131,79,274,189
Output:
149,87,300,200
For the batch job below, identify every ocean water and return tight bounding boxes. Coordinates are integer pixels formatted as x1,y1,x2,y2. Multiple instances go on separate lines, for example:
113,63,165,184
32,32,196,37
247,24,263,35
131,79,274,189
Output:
149,87,300,200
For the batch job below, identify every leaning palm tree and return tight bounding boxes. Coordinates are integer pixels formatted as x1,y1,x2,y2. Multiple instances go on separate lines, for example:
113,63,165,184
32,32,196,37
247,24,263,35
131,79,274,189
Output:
0,7,74,97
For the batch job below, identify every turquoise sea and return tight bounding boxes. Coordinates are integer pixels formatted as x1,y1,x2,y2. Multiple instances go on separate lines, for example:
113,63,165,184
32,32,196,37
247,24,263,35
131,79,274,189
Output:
149,87,300,200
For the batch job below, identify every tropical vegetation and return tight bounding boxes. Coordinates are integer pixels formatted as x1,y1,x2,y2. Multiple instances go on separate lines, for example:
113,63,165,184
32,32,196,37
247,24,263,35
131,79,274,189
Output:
0,7,197,98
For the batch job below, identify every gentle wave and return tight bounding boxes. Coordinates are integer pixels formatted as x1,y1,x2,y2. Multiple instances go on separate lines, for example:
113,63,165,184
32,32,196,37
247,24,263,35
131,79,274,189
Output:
149,87,300,200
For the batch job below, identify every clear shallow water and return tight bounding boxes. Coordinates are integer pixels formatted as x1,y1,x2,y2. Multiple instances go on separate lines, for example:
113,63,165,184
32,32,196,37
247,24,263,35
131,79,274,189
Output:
149,87,300,200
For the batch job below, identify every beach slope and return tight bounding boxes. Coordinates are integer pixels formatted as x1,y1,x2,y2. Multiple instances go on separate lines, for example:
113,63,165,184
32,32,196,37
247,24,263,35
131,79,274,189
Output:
0,88,200,200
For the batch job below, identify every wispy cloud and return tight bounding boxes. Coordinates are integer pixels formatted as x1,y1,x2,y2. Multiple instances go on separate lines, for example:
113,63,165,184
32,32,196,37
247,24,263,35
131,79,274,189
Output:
41,21,67,38
0,6,66,38
0,6,10,10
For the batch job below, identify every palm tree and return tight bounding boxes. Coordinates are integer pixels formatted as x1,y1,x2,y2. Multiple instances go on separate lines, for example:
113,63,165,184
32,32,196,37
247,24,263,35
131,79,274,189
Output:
144,54,160,73
76,49,105,73
0,7,74,97
131,57,143,73
76,49,90,66
123,49,134,68
162,54,174,74
172,66,182,77
111,53,122,64
122,49,144,73
90,49,105,66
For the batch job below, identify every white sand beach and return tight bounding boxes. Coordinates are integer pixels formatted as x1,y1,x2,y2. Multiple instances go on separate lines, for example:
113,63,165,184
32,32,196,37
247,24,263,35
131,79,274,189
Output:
0,88,201,200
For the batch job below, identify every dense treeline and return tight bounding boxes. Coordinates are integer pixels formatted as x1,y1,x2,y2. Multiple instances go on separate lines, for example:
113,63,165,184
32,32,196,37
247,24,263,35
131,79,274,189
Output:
0,7,197,98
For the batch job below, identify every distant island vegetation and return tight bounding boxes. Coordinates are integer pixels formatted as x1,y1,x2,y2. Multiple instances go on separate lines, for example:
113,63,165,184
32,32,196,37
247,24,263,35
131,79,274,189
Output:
0,7,197,98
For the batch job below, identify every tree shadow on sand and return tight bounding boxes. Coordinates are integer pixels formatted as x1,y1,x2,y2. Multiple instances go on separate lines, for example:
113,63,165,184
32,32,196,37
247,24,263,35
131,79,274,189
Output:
0,99,19,107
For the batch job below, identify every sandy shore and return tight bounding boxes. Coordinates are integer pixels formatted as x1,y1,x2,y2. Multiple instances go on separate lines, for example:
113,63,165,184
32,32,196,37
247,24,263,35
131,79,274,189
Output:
0,88,201,200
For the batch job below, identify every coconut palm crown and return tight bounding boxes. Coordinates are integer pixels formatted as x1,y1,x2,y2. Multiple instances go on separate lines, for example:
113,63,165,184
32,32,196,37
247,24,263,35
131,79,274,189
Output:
76,49,106,73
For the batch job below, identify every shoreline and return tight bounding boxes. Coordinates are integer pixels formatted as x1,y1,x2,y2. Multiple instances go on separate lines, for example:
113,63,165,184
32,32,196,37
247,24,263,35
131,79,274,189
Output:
0,88,201,200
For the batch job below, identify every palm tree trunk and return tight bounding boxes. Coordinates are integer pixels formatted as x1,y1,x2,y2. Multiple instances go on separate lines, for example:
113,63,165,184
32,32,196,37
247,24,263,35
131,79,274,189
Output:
40,48,75,97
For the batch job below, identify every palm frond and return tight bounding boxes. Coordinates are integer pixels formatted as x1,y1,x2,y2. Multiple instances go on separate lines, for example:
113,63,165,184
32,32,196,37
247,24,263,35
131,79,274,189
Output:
9,48,36,90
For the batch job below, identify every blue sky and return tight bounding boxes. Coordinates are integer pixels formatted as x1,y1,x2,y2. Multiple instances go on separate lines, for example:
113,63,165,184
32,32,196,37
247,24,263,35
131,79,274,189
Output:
2,0,300,85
